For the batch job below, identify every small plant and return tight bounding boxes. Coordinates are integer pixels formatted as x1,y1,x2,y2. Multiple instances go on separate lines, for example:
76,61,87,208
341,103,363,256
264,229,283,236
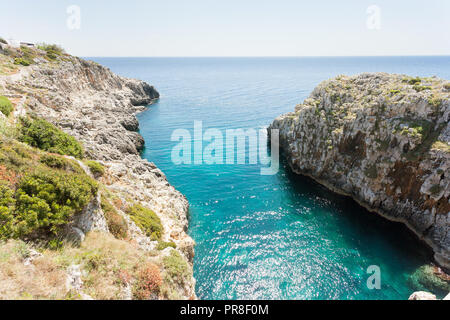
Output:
364,164,378,179
429,184,441,195
0,166,98,239
19,117,84,158
85,160,105,177
13,58,32,66
37,43,64,61
408,77,422,85
413,85,431,92
156,241,176,251
428,95,442,108
0,37,7,44
133,263,162,300
0,96,13,116
0,183,15,238
126,204,163,240
431,141,450,153
100,197,128,239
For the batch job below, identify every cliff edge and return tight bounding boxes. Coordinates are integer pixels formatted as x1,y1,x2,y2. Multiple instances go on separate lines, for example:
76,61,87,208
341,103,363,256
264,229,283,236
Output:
270,73,450,270
0,43,195,299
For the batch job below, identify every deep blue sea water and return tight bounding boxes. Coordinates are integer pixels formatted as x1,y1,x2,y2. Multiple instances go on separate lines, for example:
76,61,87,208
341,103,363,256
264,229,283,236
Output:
91,57,450,300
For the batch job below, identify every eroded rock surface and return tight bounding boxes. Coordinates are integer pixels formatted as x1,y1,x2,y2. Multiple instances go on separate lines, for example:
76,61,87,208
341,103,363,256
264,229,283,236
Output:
0,53,195,299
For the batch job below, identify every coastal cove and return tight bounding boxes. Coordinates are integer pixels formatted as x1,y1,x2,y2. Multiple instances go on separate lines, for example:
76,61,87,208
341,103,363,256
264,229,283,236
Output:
91,56,450,300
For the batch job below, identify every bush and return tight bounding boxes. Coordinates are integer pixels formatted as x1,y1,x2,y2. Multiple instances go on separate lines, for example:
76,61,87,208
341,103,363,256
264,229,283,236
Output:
100,197,128,239
0,167,97,239
0,183,15,238
0,96,13,116
429,184,442,195
162,250,189,287
408,77,422,85
126,204,163,240
40,154,68,169
37,43,64,60
85,160,105,177
156,240,176,251
133,263,162,300
0,38,6,44
19,117,84,158
413,85,432,92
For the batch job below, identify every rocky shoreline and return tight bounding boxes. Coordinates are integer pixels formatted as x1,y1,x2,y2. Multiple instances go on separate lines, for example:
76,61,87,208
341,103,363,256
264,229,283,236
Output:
269,73,450,272
0,46,195,299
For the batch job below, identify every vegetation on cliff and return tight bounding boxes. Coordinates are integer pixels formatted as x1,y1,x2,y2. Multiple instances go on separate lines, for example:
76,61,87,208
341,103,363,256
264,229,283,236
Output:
0,41,194,299
126,204,163,241
0,117,192,299
0,137,97,240
270,73,450,271
0,96,13,116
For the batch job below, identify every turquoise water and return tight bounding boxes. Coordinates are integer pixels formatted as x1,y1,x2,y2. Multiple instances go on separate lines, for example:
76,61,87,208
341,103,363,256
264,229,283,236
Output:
92,57,450,300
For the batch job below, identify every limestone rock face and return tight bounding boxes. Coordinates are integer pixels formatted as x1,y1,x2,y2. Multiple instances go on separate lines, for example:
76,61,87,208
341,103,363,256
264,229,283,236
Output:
270,73,450,269
0,54,195,299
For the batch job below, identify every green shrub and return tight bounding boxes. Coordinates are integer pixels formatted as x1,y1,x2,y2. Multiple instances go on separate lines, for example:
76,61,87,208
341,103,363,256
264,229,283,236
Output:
0,96,13,116
0,38,6,44
40,154,68,169
0,183,15,238
409,265,450,296
364,164,378,179
408,77,422,85
85,160,105,177
0,167,97,239
101,197,128,239
19,117,84,158
162,250,189,287
133,263,162,300
126,204,162,240
156,241,176,251
429,184,442,195
13,58,32,66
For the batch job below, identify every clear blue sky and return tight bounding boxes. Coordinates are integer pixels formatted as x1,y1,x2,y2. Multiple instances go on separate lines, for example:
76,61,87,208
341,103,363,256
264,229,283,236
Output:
1,0,449,57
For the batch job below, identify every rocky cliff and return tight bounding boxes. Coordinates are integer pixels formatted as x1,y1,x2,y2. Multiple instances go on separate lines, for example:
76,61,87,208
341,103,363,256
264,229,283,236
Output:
270,73,450,270
0,44,195,299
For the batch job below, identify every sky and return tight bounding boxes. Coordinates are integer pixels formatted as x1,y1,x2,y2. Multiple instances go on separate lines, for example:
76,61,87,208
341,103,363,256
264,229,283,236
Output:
1,0,449,57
